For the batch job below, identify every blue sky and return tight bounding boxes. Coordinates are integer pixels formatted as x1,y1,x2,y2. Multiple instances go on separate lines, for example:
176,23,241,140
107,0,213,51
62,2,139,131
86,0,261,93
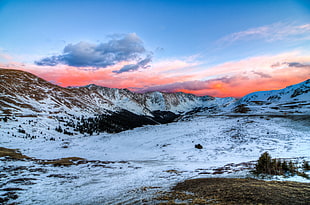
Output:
1,0,310,97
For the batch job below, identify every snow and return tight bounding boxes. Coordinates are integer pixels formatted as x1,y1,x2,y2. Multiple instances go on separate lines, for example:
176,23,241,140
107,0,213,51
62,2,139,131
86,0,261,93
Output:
1,72,309,203
1,114,309,204
240,79,310,102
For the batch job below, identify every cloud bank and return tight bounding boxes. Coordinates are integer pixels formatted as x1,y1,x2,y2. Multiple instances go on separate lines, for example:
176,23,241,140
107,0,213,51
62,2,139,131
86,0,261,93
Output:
35,33,152,73
5,51,307,98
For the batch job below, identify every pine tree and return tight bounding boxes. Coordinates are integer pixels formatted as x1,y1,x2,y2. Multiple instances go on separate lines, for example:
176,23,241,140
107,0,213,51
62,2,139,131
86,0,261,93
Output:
256,152,272,174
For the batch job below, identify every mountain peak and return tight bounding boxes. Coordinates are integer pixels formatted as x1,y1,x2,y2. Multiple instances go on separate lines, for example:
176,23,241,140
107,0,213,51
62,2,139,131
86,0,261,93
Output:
1,68,236,117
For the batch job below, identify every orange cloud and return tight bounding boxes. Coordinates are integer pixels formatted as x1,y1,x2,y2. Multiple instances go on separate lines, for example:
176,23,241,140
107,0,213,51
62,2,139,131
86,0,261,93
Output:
1,51,310,98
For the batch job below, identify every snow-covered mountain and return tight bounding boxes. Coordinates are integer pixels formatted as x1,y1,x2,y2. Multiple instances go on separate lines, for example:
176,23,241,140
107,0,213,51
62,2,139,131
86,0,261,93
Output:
70,84,235,116
233,79,310,115
0,68,236,132
0,68,234,117
239,79,310,103
1,68,309,129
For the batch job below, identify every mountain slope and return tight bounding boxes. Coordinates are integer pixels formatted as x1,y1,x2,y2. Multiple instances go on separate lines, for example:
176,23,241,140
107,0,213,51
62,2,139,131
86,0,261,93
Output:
0,68,236,132
1,68,309,133
0,68,94,116
239,79,310,103
70,84,235,115
0,68,235,117
233,79,310,114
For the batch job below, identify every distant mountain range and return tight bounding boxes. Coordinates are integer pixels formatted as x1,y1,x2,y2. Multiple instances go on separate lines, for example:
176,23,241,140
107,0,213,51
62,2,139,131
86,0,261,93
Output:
0,68,235,116
1,68,309,132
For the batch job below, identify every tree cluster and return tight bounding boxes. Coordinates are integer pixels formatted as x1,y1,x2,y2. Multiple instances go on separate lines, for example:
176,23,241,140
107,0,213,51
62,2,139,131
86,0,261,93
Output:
72,110,179,135
254,152,309,179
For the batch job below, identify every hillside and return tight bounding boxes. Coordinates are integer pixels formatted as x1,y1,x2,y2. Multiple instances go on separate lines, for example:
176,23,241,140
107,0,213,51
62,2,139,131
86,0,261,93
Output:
0,68,235,132
0,68,236,115
233,79,310,115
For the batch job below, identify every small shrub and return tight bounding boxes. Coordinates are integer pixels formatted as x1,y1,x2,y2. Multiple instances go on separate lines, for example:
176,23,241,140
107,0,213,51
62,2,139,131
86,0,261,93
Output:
297,171,310,179
255,152,272,175
63,129,73,136
254,152,308,178
234,104,250,113
288,161,296,174
18,129,26,134
195,144,203,149
55,125,63,133
281,161,289,173
302,160,310,171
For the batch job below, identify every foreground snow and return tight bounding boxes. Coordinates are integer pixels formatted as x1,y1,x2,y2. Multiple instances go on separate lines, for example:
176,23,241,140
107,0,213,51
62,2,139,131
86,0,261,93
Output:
1,115,310,204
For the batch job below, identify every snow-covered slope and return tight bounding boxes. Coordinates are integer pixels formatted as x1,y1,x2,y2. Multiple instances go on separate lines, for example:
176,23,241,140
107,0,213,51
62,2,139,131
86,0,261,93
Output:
1,114,309,204
0,68,235,117
232,79,310,115
239,79,310,103
0,69,107,117
1,68,309,122
0,69,309,204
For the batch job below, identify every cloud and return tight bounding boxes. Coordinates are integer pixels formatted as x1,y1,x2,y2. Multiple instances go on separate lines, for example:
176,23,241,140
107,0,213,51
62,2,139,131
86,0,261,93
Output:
252,71,272,78
139,76,239,93
35,55,64,66
35,33,152,71
3,50,310,98
131,51,310,97
285,62,310,68
271,61,310,68
135,76,250,97
113,55,152,74
218,22,310,45
139,80,210,93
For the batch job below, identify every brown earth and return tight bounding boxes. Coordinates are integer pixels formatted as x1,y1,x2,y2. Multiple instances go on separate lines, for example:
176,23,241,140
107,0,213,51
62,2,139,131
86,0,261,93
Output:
0,147,31,160
0,147,127,166
157,178,310,205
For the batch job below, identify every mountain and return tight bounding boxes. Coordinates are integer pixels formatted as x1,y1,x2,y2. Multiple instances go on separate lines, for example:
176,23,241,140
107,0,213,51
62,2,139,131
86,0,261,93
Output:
0,68,234,116
1,68,309,132
233,79,310,114
70,84,235,116
0,68,235,132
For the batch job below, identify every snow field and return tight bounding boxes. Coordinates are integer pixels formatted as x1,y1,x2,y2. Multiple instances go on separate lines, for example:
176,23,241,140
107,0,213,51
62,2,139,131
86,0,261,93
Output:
0,115,309,204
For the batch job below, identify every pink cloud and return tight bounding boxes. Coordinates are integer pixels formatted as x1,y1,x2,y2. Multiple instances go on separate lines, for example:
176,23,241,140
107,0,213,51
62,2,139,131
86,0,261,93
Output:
1,51,310,98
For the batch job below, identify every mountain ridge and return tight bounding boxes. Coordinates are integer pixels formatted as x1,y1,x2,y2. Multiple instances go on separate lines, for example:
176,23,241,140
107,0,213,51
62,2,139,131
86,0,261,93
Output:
0,68,235,117
1,68,309,133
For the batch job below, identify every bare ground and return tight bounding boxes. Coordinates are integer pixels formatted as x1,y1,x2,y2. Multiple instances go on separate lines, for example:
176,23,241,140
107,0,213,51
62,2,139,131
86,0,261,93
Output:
156,178,310,205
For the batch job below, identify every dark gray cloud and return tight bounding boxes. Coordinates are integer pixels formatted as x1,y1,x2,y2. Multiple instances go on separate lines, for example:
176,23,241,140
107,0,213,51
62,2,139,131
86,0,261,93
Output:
252,71,272,78
271,62,310,68
286,62,309,67
35,56,64,66
35,33,152,71
113,55,152,74
140,81,209,93
138,77,237,93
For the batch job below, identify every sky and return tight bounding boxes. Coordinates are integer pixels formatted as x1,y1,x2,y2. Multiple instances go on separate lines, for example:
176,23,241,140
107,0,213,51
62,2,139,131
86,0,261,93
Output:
0,0,310,98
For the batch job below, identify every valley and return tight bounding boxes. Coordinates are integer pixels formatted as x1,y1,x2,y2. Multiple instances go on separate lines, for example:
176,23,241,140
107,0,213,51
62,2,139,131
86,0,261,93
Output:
1,115,309,204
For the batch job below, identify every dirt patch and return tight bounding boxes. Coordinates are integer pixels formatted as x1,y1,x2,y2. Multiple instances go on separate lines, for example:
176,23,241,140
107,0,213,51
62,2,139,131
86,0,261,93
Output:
7,178,37,185
0,147,31,160
39,157,86,166
157,178,310,204
164,170,185,175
